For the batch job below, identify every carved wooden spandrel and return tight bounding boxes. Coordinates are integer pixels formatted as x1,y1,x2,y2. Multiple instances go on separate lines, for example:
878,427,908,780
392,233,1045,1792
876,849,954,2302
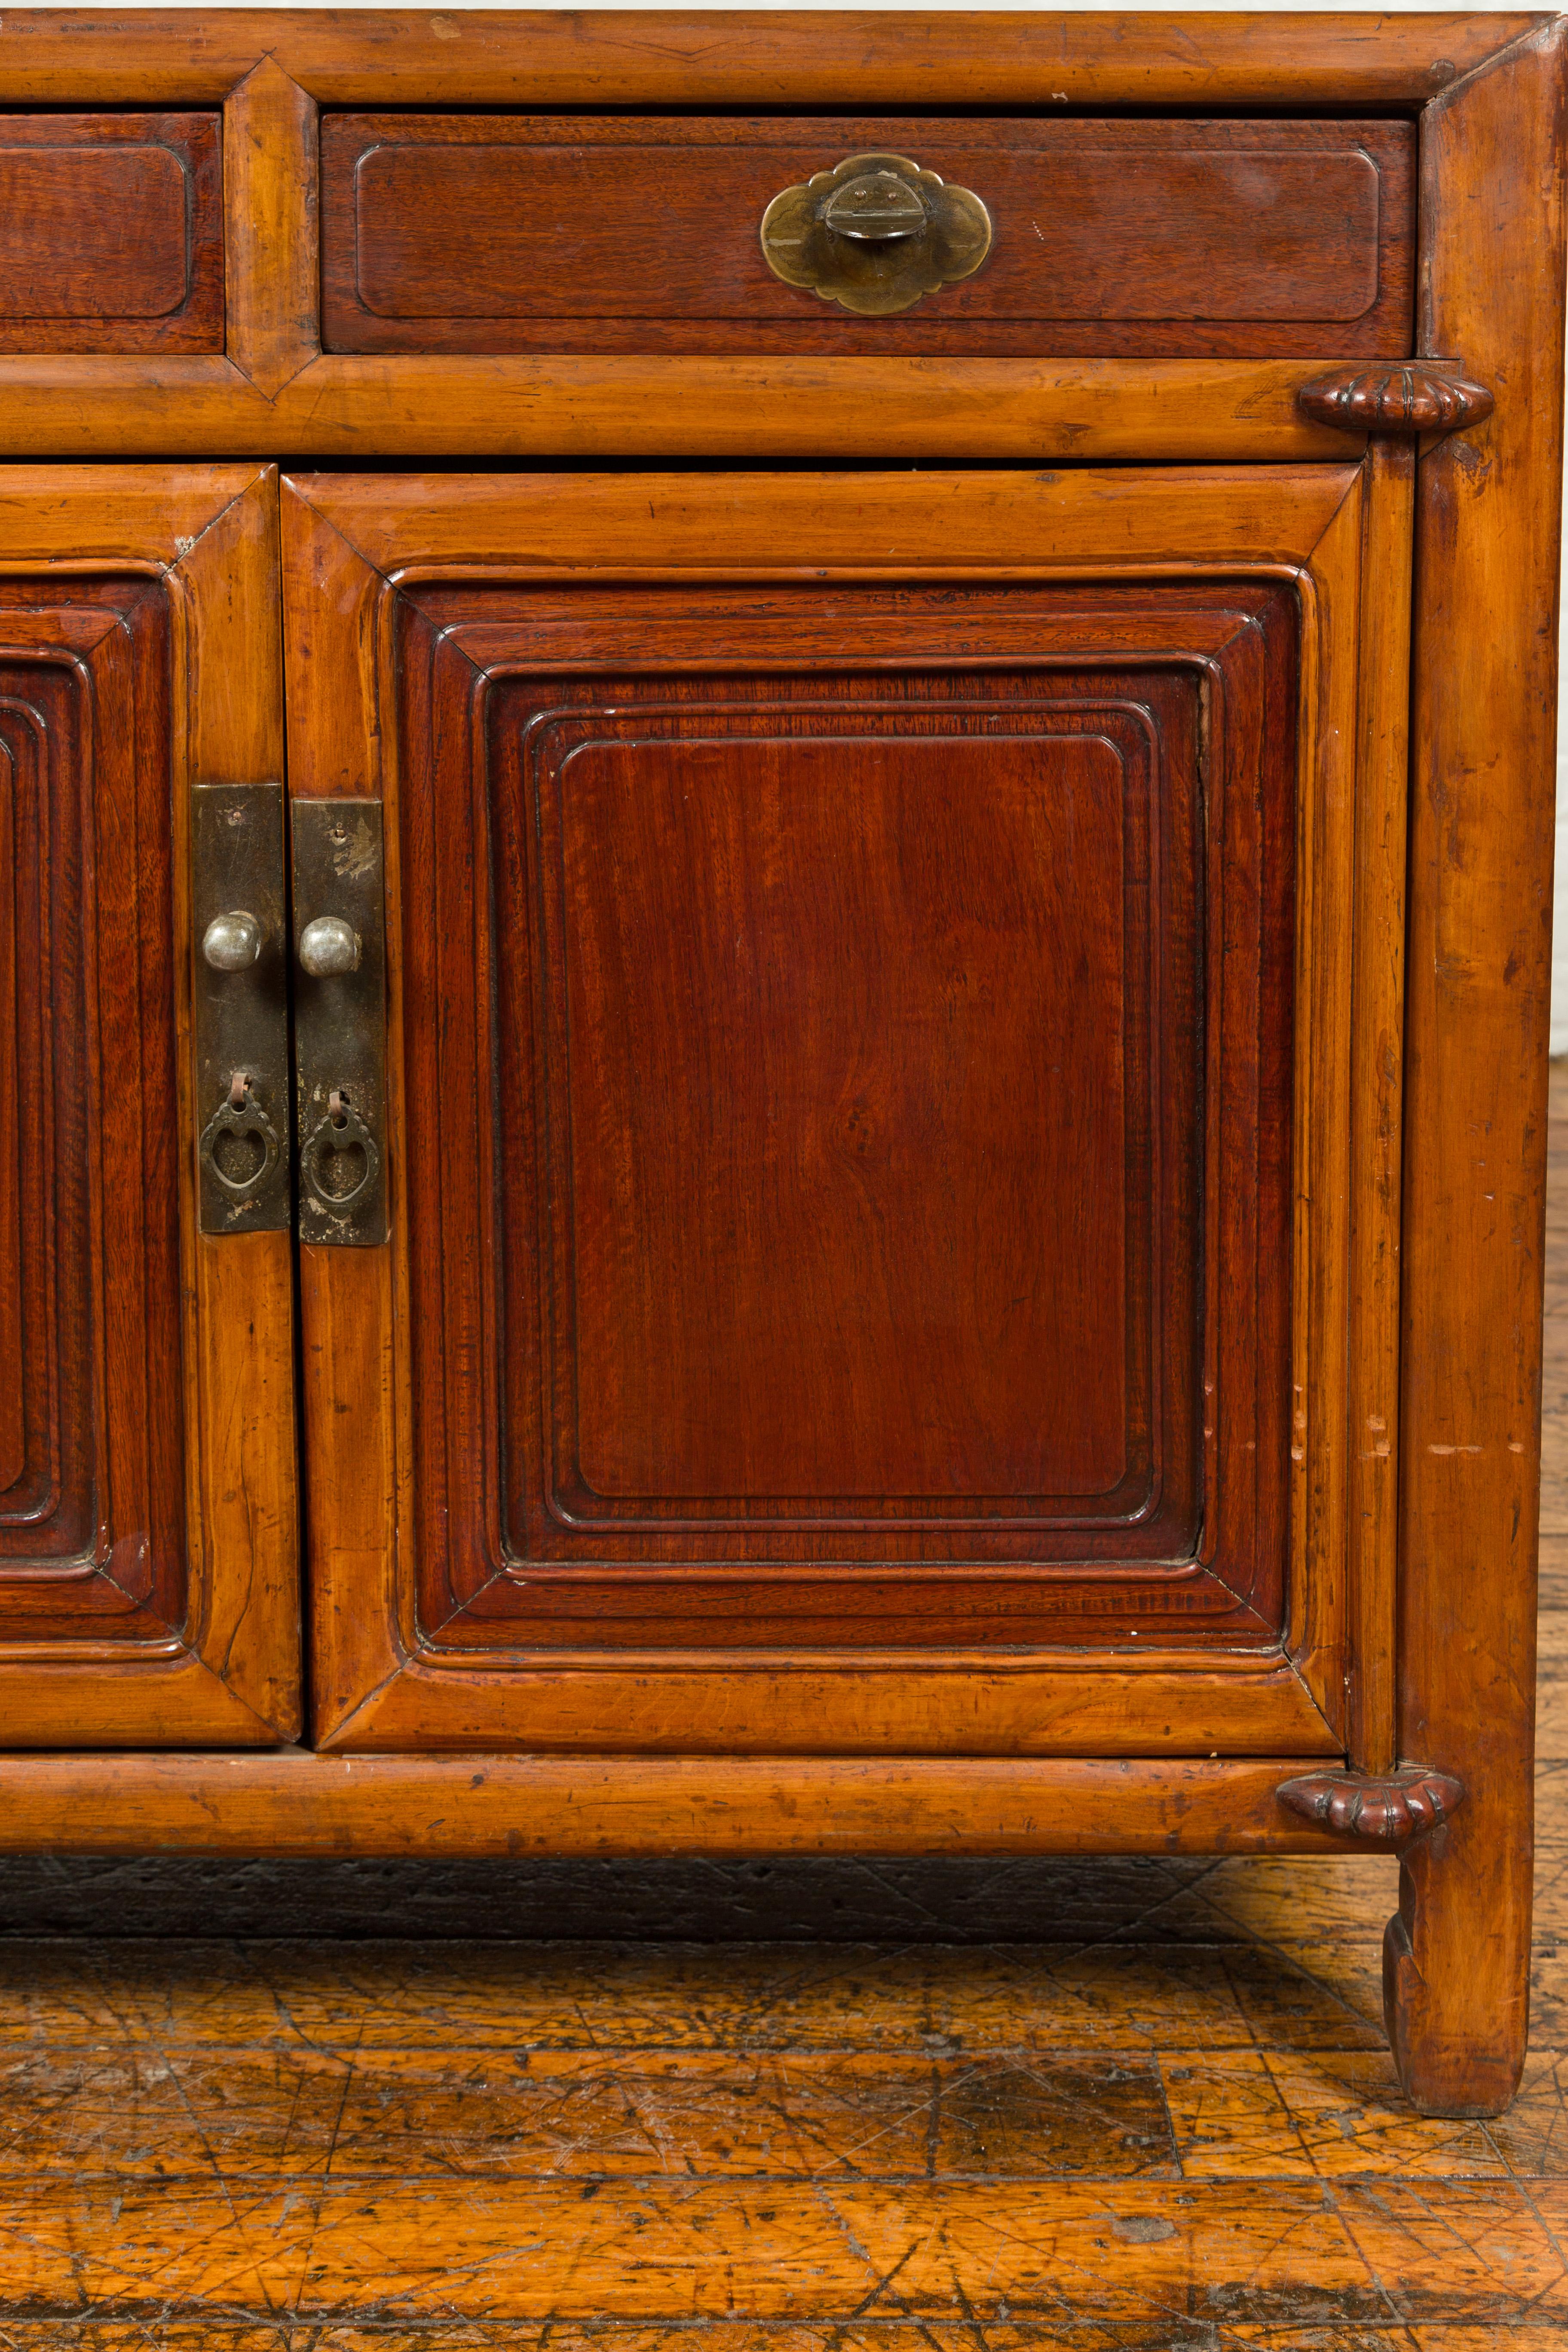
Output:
1297,363,1494,436
1276,1765,1467,1842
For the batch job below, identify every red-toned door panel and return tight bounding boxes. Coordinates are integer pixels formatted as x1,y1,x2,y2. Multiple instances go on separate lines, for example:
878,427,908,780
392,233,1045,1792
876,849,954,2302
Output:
392,577,1295,1649
284,466,1375,1758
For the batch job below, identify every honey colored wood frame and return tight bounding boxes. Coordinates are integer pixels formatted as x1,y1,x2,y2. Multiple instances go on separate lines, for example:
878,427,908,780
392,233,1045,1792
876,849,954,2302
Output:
0,467,300,1745
0,9,1555,2125
0,7,1545,463
280,460,1401,1769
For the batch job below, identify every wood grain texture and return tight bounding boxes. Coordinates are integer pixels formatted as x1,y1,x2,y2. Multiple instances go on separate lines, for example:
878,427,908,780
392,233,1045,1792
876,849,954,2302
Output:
12,1571,1568,2335
396,588,1288,1639
287,463,1360,579
0,466,299,1746
0,1755,1358,1856
1347,438,1415,1774
223,58,319,397
0,112,222,352
0,355,1365,463
174,476,302,1741
6,1092,1568,2346
0,10,1531,107
1392,20,1568,2119
1299,360,1496,436
285,463,1368,1754
322,114,1414,360
0,587,187,1638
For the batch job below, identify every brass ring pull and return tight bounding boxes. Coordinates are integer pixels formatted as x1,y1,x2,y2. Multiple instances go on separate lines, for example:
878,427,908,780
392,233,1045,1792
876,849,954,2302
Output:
301,1086,380,1213
760,151,992,317
199,1072,282,1204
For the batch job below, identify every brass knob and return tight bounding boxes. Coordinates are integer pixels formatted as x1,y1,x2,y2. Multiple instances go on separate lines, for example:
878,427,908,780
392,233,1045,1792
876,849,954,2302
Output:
761,150,992,317
202,910,262,971
298,915,361,977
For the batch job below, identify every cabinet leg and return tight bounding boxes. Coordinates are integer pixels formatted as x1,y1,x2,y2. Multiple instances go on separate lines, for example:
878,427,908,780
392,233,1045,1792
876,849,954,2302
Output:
1382,1815,1530,2118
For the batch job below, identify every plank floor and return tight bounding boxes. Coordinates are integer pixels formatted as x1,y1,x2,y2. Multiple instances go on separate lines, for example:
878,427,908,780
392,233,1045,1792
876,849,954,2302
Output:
6,1082,1568,2345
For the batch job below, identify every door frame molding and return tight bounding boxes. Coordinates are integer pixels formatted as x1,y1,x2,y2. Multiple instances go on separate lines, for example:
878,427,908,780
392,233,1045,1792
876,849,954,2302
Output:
0,464,300,1745
282,461,1396,1763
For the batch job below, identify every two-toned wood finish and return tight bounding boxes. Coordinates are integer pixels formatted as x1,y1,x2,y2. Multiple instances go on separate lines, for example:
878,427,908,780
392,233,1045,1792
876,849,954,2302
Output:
0,11,1556,2132
281,462,1396,1767
0,468,300,1745
0,11,1509,462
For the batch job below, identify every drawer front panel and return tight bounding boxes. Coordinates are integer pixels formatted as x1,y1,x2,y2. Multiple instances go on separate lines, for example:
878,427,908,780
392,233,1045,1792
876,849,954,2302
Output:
321,114,1415,358
0,115,222,353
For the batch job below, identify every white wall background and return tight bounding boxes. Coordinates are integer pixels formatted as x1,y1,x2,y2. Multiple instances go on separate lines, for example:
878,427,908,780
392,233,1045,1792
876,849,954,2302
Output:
143,0,1568,1035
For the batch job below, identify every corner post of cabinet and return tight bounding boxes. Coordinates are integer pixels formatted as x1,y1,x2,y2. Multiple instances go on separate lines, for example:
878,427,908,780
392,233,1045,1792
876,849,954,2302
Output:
1346,431,1415,1776
1391,20,1568,2115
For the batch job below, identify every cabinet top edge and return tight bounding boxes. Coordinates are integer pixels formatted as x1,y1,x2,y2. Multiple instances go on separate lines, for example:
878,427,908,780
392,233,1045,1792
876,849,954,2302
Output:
0,9,1550,111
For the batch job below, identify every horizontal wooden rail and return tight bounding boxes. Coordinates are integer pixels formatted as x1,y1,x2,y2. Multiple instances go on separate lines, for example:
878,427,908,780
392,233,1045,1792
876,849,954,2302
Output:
0,10,1533,108
0,1752,1350,1856
0,356,1362,462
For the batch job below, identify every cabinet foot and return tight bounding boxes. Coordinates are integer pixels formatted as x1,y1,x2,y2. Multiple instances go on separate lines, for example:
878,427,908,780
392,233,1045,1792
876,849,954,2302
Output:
1381,1829,1528,2118
1277,1764,1524,2115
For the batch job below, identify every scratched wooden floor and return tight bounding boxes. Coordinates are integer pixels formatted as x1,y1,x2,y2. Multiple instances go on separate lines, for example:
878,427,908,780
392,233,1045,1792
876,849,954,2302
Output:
5,1093,1568,2343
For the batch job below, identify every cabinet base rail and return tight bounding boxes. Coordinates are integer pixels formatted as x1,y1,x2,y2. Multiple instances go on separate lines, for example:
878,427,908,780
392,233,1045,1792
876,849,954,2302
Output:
0,1750,1386,1858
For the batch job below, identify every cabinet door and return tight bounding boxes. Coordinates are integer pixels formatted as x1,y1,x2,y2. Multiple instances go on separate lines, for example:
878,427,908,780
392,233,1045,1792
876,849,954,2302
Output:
0,467,299,1745
286,466,1406,1761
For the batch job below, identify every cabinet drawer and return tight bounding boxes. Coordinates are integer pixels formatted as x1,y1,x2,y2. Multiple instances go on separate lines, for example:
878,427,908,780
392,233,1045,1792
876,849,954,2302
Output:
0,115,222,353
321,113,1415,358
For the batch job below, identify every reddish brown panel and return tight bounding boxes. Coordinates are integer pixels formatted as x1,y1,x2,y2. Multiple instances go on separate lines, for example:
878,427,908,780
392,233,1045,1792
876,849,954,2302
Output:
0,732,21,1498
393,577,1296,1649
526,692,1166,1521
0,113,223,352
0,582,187,1638
321,114,1414,359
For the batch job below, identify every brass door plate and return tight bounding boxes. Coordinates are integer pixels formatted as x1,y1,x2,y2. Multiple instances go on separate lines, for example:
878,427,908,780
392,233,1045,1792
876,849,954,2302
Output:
760,151,992,316
193,782,291,1235
291,798,388,1247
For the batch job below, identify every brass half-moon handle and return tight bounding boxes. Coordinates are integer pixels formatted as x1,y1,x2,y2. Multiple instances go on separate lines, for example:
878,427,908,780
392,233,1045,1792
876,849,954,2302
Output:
760,151,992,317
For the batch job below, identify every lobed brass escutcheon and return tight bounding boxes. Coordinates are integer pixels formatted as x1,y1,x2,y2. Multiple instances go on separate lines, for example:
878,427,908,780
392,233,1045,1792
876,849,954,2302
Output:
760,151,992,317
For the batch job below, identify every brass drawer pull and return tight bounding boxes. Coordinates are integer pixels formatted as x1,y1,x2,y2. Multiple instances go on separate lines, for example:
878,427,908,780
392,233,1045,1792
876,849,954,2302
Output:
760,150,992,317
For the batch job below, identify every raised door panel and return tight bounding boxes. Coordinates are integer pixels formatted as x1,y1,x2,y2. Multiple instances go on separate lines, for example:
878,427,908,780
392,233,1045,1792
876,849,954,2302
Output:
396,585,1293,1653
284,467,1387,1757
0,468,300,1746
0,588,181,1603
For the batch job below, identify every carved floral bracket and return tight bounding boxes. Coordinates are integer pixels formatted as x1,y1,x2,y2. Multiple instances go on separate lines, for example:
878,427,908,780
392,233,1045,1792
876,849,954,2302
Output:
1297,363,1495,437
1277,1765,1467,1843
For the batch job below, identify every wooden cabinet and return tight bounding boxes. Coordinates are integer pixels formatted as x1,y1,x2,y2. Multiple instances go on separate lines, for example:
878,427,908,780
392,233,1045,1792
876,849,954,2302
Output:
0,8,1561,2124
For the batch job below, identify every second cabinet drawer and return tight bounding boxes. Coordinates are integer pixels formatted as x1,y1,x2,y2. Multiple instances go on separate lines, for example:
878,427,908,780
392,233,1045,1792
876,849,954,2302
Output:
320,113,1415,358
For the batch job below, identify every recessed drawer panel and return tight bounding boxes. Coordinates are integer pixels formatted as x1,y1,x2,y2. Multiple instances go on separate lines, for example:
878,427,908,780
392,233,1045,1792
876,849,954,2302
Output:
322,113,1414,358
0,115,222,353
